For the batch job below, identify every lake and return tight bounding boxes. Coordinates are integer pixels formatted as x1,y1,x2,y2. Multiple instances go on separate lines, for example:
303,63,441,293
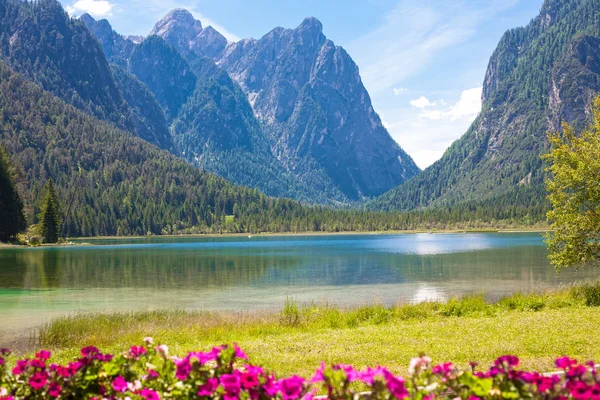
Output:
0,232,597,346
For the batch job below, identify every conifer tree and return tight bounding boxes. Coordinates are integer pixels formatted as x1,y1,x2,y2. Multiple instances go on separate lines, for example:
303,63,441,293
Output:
39,179,62,244
0,145,26,242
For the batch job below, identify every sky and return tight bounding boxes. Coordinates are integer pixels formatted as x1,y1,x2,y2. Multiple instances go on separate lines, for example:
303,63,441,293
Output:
60,0,544,169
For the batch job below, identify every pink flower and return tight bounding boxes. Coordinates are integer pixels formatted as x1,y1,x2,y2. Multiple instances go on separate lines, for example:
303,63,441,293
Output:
234,343,248,360
220,373,241,397
129,345,147,359
81,346,100,358
67,361,83,376
29,371,48,390
35,350,51,361
112,376,128,393
175,357,192,380
263,374,280,397
140,388,160,400
382,370,408,399
144,337,154,345
409,356,432,376
555,356,578,370
29,359,45,369
277,376,305,400
494,355,519,369
147,369,159,379
12,360,28,375
48,382,62,398
241,370,260,389
359,367,384,385
197,378,218,396
310,362,326,384
156,344,169,358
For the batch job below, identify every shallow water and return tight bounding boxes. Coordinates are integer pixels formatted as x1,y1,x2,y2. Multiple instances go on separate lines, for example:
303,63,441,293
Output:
0,233,596,345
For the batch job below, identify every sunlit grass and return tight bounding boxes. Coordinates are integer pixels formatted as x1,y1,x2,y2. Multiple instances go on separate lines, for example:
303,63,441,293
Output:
37,281,600,377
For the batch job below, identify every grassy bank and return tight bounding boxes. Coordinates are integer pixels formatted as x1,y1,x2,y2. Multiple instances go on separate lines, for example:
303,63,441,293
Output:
37,281,600,377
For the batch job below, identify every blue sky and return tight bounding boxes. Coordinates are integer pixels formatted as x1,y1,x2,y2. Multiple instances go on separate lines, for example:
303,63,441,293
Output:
61,0,544,168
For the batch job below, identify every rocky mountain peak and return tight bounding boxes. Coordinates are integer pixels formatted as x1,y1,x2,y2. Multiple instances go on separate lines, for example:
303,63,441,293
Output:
149,9,202,53
298,17,323,34
191,25,228,60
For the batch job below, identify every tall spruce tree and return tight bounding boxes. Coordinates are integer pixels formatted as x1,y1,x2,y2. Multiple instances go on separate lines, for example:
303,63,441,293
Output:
39,179,62,244
0,145,26,242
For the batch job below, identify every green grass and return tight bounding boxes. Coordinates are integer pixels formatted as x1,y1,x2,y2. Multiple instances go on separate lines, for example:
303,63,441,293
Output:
36,281,600,377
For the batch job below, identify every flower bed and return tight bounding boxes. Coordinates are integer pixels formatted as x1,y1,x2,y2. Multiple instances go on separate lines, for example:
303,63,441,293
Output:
0,339,597,399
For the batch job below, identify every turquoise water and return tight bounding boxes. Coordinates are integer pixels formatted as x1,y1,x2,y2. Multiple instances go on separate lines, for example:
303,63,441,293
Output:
0,233,596,345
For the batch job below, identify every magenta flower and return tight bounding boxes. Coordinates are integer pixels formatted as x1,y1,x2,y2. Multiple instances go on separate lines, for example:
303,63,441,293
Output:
310,362,326,384
48,382,62,398
140,388,160,400
359,367,384,385
175,357,192,380
29,359,45,369
67,361,83,376
147,369,159,379
263,374,280,397
0,358,4,367
35,350,51,361
0,348,10,356
555,356,578,369
129,345,147,359
220,373,242,397
382,370,408,399
234,343,248,360
197,378,218,397
495,355,519,369
12,360,28,375
81,346,100,358
277,375,305,400
241,370,260,389
112,376,128,393
29,371,48,390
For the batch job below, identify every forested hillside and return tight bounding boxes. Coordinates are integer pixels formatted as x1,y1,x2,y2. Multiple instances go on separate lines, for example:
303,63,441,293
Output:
370,0,600,213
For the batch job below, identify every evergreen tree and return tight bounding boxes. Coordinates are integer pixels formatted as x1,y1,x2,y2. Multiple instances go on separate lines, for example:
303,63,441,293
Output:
39,179,62,244
0,145,26,242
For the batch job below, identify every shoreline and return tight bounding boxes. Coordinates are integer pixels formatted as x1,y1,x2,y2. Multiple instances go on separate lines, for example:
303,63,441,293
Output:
0,227,550,248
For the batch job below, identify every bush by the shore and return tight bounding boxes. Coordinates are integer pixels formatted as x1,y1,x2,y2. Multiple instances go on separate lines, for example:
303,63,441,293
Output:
0,340,598,399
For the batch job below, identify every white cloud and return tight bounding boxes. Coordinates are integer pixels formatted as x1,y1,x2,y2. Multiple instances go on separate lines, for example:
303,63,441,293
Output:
347,0,519,94
393,87,408,96
382,86,483,168
66,0,113,17
409,96,435,109
418,87,482,122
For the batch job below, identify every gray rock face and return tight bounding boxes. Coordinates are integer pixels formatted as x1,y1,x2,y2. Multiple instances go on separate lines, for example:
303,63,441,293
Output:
80,13,134,68
149,9,227,61
214,17,419,199
549,35,600,131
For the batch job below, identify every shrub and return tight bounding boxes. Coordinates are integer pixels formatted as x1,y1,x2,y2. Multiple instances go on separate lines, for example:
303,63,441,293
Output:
0,341,598,399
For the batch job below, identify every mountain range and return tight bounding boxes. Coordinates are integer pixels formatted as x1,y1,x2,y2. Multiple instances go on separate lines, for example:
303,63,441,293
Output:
81,8,420,204
1,0,599,233
370,0,600,212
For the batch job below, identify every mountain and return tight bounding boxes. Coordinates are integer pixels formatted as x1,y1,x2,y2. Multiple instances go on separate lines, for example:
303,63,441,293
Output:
0,59,325,236
128,35,197,121
149,9,227,60
149,11,420,201
0,0,131,130
172,54,344,203
79,13,134,68
82,12,348,203
370,0,600,212
111,65,174,151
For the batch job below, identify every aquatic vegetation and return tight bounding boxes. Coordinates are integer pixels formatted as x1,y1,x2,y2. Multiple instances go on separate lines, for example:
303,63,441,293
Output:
0,342,598,399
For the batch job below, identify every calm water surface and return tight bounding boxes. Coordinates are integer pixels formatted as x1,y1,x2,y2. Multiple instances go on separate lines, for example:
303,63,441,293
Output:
0,233,597,345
